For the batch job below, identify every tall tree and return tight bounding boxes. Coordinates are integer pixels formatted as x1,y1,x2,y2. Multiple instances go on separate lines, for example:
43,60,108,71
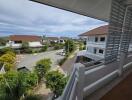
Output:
65,39,76,55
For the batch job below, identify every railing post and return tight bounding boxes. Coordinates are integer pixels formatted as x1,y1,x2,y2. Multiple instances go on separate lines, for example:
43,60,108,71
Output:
76,63,85,100
119,52,127,76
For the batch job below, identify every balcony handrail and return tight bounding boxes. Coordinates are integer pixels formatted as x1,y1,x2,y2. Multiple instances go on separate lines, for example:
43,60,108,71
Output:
61,63,85,100
61,66,78,100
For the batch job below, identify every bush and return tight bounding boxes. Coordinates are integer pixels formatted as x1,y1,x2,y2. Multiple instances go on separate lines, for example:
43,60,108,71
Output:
35,59,52,81
0,53,16,71
0,71,38,100
54,43,64,50
54,44,60,50
41,45,48,52
22,48,33,54
45,71,68,98
24,94,40,100
0,47,15,56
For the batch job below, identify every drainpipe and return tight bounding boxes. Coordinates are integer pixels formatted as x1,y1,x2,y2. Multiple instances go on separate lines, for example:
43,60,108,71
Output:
119,5,132,76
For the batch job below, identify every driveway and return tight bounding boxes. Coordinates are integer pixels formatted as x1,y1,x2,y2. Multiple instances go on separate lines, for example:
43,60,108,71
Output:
16,49,64,71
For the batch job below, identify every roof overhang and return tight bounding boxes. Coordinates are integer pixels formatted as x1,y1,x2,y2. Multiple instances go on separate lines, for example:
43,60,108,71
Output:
31,0,132,22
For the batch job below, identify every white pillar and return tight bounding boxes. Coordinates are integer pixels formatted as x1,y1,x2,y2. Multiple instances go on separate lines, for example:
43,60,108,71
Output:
77,63,85,100
118,52,127,76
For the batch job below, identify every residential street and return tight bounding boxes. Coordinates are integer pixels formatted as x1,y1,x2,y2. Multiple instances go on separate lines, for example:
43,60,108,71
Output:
16,49,64,71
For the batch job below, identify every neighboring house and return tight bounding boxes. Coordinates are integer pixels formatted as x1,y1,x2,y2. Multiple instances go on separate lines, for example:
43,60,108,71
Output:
46,37,59,44
78,25,132,61
44,37,69,44
6,35,42,49
59,37,70,43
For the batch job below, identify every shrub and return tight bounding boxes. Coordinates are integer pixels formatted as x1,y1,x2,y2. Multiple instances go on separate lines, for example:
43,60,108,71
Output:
24,94,40,100
0,71,38,100
35,59,52,81
41,45,48,52
45,71,68,98
22,48,33,54
0,47,15,56
54,44,60,50
0,53,16,71
54,43,64,50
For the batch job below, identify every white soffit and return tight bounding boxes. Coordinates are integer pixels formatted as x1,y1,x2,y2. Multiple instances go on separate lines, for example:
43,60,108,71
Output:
31,0,132,22
31,0,112,22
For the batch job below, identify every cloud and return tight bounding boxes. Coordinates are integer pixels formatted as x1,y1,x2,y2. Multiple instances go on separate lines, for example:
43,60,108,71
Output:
0,0,107,37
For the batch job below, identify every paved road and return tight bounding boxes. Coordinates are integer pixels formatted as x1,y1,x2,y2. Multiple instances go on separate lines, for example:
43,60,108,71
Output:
16,49,64,71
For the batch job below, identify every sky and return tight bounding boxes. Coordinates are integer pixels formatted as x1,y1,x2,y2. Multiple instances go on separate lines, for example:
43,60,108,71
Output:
0,0,107,38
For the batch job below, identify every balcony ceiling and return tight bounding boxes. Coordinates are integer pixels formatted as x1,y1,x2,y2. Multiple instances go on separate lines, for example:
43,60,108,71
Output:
32,0,132,22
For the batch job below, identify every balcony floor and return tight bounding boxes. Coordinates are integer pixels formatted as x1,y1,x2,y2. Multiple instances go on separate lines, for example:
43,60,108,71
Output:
101,71,132,100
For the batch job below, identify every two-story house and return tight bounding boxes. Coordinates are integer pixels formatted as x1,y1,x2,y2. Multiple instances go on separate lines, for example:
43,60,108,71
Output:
6,35,43,49
78,25,108,61
78,25,132,61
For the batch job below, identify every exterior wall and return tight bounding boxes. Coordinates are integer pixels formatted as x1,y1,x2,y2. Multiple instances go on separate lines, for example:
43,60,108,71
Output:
86,35,106,60
79,34,132,61
6,40,42,48
29,41,42,47
6,40,22,49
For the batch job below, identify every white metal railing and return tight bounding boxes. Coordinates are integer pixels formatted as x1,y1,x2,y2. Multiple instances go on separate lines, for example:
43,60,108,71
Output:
60,52,132,100
60,63,85,100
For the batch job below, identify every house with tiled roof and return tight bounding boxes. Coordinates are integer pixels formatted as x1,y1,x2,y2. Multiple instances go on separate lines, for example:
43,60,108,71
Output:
78,25,132,61
6,35,43,49
78,25,108,60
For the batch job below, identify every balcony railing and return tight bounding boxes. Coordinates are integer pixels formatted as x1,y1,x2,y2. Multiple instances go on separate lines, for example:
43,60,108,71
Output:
59,51,132,100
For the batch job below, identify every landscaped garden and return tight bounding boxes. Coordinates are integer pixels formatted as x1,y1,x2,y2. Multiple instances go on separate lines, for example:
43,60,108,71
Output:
0,47,68,100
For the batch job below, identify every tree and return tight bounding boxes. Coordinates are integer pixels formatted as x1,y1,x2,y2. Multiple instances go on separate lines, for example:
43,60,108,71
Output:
35,58,52,81
45,71,68,98
0,71,38,100
65,40,76,55
79,42,85,50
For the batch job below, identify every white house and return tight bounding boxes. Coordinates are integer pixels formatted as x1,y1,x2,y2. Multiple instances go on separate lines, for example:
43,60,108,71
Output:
78,25,132,61
44,37,69,44
6,35,43,49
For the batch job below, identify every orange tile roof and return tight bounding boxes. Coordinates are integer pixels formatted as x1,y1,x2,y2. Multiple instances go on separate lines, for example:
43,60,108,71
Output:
9,35,42,42
79,25,108,36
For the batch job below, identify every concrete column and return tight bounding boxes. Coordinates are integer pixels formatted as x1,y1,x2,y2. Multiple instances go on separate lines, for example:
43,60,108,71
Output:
118,52,127,76
77,63,85,100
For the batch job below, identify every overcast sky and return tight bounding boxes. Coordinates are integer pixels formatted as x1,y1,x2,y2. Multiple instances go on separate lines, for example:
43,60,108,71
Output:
0,0,107,37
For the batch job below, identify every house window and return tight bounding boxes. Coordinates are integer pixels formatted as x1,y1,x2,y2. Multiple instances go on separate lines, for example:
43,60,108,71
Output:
95,37,98,42
99,49,104,54
14,41,22,44
100,37,105,42
94,48,97,54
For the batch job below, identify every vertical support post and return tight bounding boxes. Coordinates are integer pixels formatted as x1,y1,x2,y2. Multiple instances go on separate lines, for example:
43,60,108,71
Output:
118,52,127,75
119,6,132,76
77,63,85,100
